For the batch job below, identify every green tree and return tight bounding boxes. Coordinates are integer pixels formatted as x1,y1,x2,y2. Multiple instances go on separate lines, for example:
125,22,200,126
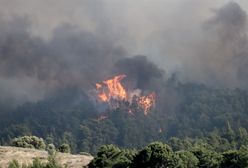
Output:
131,142,181,168
168,137,193,151
88,144,135,168
238,145,248,168
176,150,199,168
220,146,248,168
192,146,222,168
221,150,241,168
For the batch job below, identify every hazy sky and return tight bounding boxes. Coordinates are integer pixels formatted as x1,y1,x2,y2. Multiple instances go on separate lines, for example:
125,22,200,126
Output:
0,0,247,65
1,0,248,104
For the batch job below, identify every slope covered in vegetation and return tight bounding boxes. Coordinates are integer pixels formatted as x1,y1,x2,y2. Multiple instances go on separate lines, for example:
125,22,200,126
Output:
1,82,248,154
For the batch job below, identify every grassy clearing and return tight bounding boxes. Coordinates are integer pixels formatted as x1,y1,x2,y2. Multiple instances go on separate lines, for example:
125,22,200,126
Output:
0,146,93,168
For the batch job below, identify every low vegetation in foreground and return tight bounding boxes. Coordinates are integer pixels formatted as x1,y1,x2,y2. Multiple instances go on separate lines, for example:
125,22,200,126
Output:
2,132,248,167
88,141,248,168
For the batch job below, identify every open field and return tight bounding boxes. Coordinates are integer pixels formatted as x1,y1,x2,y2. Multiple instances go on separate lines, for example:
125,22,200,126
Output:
0,146,93,168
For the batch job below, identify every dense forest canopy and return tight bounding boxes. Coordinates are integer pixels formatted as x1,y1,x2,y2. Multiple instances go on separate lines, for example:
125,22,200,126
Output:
1,80,248,154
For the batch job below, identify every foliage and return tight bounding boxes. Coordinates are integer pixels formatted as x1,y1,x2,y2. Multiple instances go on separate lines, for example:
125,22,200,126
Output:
12,136,46,150
130,142,181,168
47,144,56,155
2,83,248,154
30,158,45,168
58,143,71,153
191,145,223,168
45,155,64,168
88,144,136,168
176,150,199,168
7,156,65,168
89,142,248,168
8,160,20,168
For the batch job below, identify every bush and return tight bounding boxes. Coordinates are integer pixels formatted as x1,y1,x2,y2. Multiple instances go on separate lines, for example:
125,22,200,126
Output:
47,143,56,155
7,157,65,168
45,155,64,168
58,143,71,153
12,136,46,150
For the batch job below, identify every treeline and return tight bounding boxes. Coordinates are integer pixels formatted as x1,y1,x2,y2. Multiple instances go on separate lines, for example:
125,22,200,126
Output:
88,141,248,168
1,82,248,153
6,133,248,168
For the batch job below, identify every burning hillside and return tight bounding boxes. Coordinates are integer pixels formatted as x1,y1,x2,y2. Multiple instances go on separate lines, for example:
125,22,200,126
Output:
95,74,156,115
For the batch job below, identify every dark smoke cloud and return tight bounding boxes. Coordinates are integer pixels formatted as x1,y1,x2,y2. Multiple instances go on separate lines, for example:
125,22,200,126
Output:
1,1,248,107
0,17,126,105
114,55,164,91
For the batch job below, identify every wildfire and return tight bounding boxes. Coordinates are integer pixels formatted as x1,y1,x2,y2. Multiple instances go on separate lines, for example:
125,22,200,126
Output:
95,74,127,102
95,74,156,115
138,92,156,115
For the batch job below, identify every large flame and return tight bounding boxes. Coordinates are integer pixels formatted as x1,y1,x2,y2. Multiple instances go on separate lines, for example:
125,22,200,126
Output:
95,74,156,115
95,74,127,102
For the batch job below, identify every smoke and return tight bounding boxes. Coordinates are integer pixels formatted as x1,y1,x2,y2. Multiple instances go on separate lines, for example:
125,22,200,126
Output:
0,0,248,106
0,16,126,106
179,2,248,88
114,55,164,91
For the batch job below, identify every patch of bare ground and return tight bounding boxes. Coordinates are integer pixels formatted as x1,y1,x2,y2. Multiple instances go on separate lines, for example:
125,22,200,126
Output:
0,146,93,168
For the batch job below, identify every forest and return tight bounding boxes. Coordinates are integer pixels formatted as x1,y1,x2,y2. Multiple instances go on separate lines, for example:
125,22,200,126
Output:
1,79,248,156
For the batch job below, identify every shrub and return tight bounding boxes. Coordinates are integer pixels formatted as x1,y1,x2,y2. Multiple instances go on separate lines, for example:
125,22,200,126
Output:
12,136,46,150
58,143,71,153
47,143,56,155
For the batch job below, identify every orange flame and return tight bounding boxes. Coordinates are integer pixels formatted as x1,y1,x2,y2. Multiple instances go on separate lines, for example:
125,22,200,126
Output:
95,74,156,115
96,75,127,102
138,92,156,115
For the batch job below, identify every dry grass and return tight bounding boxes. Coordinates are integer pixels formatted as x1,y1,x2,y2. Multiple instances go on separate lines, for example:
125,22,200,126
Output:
0,146,93,168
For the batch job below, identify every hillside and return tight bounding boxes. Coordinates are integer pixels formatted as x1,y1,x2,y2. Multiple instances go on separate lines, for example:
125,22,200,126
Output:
1,83,248,154
0,146,93,168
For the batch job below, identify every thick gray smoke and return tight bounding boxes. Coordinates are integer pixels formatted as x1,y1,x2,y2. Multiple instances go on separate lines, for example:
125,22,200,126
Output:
179,2,248,88
0,0,248,106
0,17,126,105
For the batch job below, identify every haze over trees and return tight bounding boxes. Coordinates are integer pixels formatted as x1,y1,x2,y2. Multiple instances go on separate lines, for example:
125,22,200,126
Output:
1,81,248,155
1,1,248,168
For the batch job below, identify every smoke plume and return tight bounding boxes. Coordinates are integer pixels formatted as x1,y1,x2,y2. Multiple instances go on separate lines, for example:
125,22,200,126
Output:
0,0,248,106
180,2,248,88
0,17,126,105
114,55,164,91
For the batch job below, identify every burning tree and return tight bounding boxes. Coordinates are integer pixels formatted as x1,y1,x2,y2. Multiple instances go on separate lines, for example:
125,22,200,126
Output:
94,74,156,116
